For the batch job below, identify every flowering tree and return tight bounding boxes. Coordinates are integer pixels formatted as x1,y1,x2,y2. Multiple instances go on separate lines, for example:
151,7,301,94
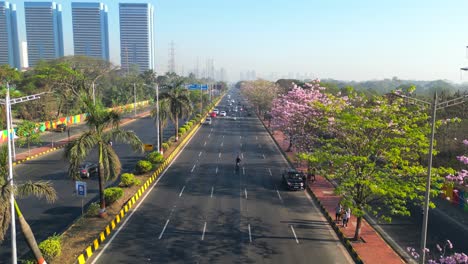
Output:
302,94,454,240
445,139,468,186
270,80,329,152
407,240,468,263
240,80,280,116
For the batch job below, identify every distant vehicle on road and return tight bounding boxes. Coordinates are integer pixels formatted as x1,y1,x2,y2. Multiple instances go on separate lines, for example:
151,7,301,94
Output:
220,111,227,117
79,162,98,178
210,112,217,117
54,124,67,132
204,117,212,125
213,108,219,114
282,169,305,190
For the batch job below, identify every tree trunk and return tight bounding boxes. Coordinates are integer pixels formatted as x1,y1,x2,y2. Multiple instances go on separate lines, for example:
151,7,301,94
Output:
175,117,179,141
98,144,107,217
353,216,363,241
159,119,164,153
286,137,293,152
15,201,47,264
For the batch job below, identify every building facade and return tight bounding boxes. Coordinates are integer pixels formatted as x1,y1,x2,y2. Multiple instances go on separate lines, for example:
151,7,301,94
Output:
119,3,154,73
0,1,20,69
72,2,109,61
24,2,64,67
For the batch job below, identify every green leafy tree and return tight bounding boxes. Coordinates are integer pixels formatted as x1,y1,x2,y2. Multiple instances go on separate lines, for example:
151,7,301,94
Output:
0,146,57,263
303,95,454,240
64,99,143,215
159,81,192,141
16,120,42,156
151,98,170,152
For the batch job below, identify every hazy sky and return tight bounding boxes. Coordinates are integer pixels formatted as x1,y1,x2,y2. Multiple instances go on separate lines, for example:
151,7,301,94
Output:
11,0,468,82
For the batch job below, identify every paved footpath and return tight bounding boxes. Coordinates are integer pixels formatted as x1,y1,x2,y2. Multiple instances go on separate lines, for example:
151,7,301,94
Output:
267,128,405,264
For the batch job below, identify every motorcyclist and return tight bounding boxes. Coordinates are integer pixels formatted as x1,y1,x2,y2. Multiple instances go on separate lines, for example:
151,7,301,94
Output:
236,155,242,167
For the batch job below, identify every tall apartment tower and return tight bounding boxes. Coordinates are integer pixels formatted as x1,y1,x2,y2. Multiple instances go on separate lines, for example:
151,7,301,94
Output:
0,1,20,69
72,2,109,61
24,2,64,67
119,3,154,73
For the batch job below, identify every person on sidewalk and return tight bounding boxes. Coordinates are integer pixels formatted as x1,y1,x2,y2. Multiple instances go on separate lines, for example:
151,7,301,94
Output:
342,207,351,227
335,204,343,222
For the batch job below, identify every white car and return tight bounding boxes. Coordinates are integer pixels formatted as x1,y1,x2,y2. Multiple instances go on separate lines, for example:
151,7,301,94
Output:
213,108,219,114
220,111,227,117
204,117,212,125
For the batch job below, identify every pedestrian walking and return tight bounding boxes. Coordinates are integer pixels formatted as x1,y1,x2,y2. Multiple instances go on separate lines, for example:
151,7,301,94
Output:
342,208,351,227
335,204,343,222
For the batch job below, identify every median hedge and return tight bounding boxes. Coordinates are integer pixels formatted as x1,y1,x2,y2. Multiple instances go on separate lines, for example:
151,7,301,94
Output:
104,187,123,205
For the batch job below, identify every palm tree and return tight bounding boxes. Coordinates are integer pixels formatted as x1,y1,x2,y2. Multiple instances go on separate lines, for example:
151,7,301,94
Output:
159,81,192,141
64,100,143,216
0,145,57,263
151,99,170,152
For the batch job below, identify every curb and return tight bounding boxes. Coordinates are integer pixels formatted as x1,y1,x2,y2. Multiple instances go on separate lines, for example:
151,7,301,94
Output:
76,97,223,264
256,113,365,264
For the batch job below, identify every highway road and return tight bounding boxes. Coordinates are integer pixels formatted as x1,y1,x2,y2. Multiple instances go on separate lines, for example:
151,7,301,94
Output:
0,110,181,262
91,92,353,264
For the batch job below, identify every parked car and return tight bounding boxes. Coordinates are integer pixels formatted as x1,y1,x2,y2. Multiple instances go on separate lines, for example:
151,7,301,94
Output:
78,162,98,178
204,117,212,125
54,124,67,132
282,169,305,190
220,111,227,117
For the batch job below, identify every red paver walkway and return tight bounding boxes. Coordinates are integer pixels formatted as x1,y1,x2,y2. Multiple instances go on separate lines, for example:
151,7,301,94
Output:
267,128,405,264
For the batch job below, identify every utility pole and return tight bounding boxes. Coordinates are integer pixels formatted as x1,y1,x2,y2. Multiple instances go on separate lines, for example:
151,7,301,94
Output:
0,83,44,264
155,83,160,153
133,83,137,118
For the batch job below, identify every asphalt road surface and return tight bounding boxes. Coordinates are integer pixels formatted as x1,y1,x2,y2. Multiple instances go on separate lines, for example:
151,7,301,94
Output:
90,92,353,264
0,112,181,262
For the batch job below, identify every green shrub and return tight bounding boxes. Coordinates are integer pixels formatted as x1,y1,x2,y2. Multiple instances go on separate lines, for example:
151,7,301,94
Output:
120,173,140,187
178,132,183,138
190,119,197,124
186,121,193,127
178,127,186,134
196,114,201,119
136,160,152,174
169,136,176,142
146,151,164,164
162,142,170,151
104,187,123,204
38,234,61,262
86,202,100,217
19,258,36,264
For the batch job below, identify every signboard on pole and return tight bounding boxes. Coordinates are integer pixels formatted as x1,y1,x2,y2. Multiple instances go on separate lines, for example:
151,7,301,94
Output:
187,84,208,90
76,181,87,197
144,144,154,151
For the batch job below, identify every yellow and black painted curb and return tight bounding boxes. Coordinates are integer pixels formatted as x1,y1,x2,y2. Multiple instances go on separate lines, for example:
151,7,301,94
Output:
76,97,223,264
256,112,364,264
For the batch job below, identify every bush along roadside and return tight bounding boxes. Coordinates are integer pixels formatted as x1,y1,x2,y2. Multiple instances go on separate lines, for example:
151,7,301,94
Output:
56,94,226,264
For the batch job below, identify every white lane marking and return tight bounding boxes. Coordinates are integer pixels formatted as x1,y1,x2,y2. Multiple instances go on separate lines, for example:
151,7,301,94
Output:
240,143,242,148
262,154,265,159
276,189,283,202
218,152,221,158
208,134,211,138
290,225,299,244
248,224,252,243
91,120,203,263
198,151,202,157
201,222,207,240
244,188,248,199
215,167,218,174
221,142,224,147
256,136,258,140
243,167,245,175
179,186,186,197
204,141,207,146
159,219,170,239
211,128,213,132
241,153,244,159
223,135,224,138
210,186,214,198
191,164,196,173
268,168,272,176
240,136,242,139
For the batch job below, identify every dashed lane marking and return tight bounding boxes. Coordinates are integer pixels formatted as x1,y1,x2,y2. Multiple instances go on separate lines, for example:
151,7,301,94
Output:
158,219,170,239
290,225,299,244
179,186,186,197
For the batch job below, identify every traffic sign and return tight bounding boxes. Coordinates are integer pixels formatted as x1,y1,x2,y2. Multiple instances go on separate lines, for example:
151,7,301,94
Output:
187,84,208,90
76,181,87,197
144,144,154,151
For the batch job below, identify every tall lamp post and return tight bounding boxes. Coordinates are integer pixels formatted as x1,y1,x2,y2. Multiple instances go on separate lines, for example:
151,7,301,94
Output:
0,83,44,264
155,83,160,154
393,91,468,264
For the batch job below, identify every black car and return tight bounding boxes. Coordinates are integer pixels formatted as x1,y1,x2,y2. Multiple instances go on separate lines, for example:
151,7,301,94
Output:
282,169,305,190
54,124,67,132
78,162,98,178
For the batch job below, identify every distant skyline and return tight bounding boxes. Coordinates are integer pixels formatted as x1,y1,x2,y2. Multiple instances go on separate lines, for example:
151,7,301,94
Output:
8,0,468,82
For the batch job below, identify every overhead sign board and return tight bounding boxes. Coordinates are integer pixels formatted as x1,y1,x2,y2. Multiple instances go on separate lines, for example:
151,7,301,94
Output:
187,84,208,90
76,181,87,197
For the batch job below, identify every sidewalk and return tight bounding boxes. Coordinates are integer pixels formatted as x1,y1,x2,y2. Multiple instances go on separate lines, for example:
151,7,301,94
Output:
266,128,405,264
11,109,151,166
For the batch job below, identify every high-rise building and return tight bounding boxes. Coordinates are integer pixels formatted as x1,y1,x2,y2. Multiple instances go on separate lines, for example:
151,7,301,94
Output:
119,3,154,73
72,2,109,61
21,41,28,69
0,1,20,69
24,2,64,67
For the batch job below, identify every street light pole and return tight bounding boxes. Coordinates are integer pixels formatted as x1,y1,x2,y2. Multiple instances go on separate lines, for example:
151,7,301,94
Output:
92,81,96,105
155,83,160,154
133,83,137,118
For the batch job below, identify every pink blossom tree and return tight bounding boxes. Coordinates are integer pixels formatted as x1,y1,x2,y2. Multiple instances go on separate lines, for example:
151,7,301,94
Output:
445,139,468,187
270,80,329,152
